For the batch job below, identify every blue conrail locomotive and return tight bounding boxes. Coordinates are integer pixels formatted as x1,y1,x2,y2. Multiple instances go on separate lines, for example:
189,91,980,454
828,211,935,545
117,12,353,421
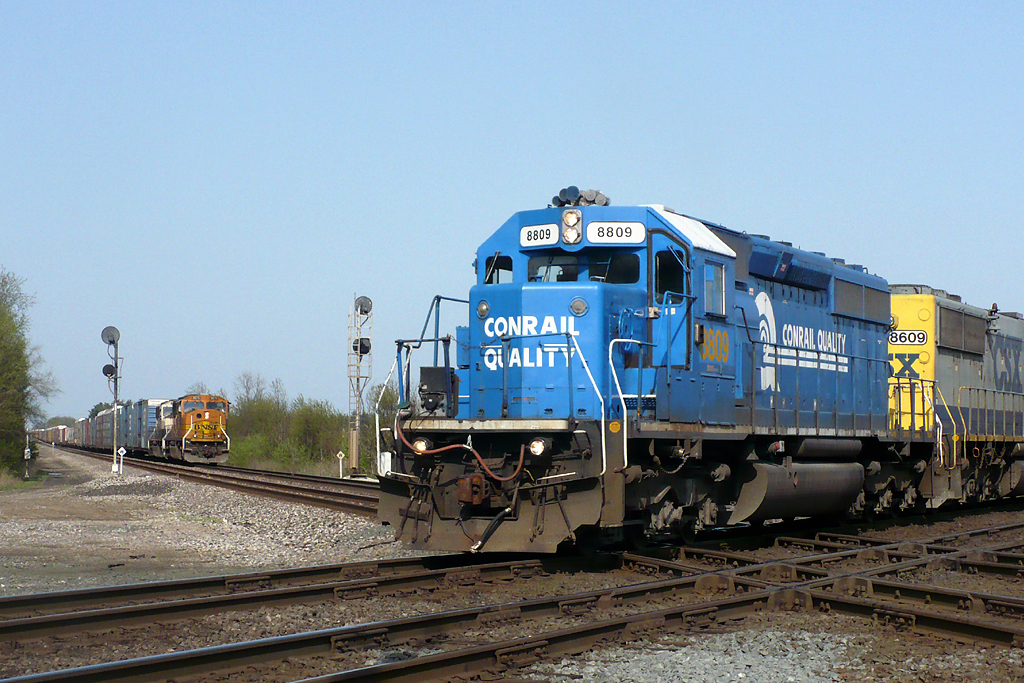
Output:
376,187,1024,552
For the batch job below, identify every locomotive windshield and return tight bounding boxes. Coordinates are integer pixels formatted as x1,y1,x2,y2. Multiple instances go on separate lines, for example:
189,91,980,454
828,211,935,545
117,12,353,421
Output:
484,255,513,284
182,400,204,412
527,251,641,284
588,251,640,284
528,255,579,282
206,401,228,412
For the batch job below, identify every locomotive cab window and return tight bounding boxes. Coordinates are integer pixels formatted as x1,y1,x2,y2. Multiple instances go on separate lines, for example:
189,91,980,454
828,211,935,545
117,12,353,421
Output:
589,251,640,284
704,262,726,316
206,401,227,412
655,249,688,304
183,401,204,412
484,255,513,284
529,255,579,282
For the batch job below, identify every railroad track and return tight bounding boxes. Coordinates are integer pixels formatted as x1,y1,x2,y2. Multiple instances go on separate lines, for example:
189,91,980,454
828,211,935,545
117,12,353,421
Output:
5,516,1024,681
59,446,379,516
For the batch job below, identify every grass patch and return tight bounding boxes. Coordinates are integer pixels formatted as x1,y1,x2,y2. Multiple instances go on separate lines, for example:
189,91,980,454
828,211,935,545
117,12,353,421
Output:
226,434,367,477
0,469,43,491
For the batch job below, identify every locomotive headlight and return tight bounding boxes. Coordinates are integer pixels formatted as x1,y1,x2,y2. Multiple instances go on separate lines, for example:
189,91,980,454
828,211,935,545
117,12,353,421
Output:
570,297,589,316
528,438,550,456
562,224,582,244
477,300,490,319
561,210,582,244
411,438,432,453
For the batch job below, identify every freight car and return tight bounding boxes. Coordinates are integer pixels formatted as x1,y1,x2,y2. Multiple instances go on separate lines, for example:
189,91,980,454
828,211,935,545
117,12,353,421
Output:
30,424,69,445
34,393,231,465
375,188,1024,553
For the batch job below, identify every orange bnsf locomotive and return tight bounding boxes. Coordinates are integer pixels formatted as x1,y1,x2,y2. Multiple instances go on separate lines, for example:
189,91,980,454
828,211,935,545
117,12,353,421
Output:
36,393,231,465
148,394,231,464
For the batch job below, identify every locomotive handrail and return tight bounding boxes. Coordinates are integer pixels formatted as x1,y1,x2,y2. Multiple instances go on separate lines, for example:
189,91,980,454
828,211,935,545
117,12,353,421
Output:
889,377,928,433
411,295,470,366
888,377,958,466
569,334,607,477
750,336,890,436
183,415,194,445
932,384,957,468
956,386,1024,443
609,338,656,469
375,357,399,476
220,415,231,452
916,384,945,467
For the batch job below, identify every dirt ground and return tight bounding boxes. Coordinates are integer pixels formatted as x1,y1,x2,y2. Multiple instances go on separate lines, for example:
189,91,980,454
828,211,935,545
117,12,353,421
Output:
3,449,218,593
0,446,395,595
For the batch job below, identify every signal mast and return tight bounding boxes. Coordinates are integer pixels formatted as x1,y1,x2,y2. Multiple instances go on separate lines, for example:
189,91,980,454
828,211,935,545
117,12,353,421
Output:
347,296,372,474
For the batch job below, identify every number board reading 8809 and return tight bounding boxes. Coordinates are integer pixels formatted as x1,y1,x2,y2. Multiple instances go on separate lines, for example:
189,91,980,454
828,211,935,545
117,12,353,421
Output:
586,222,646,244
519,224,559,247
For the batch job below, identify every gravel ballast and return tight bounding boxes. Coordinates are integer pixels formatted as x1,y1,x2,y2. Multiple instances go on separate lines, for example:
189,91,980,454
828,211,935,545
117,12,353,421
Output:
0,447,413,595
4,447,1024,682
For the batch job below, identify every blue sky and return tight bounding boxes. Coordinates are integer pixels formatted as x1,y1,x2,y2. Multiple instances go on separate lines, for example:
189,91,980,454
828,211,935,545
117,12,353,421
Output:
3,2,1022,420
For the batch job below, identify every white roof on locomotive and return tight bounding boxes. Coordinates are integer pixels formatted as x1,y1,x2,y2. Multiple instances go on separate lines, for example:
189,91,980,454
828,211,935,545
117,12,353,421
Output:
644,205,737,259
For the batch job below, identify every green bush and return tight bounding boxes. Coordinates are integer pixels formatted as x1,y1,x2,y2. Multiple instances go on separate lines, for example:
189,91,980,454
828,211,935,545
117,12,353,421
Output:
224,373,399,477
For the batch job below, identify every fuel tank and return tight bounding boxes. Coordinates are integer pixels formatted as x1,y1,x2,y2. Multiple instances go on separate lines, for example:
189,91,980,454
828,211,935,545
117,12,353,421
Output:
727,461,865,524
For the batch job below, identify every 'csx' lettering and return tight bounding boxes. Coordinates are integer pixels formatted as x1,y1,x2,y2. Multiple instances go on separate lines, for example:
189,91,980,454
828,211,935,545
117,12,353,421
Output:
989,336,1024,393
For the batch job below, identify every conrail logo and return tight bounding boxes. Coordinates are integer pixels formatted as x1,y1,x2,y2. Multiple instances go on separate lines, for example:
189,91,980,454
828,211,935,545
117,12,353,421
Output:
756,293,779,391
481,315,580,371
755,293,851,392
483,315,579,339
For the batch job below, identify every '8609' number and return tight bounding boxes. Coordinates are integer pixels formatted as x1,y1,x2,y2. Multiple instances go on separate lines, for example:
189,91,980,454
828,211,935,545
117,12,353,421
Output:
889,330,928,345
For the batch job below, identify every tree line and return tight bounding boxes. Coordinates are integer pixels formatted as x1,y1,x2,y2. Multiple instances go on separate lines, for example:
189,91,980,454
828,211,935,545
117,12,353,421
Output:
0,267,57,473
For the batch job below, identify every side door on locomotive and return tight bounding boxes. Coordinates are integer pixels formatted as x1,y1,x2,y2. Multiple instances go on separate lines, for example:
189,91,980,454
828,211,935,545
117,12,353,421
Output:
639,207,740,427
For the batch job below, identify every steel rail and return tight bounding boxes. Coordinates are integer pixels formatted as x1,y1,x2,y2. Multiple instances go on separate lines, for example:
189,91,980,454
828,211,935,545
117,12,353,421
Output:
15,568,1021,683
0,553,549,619
0,556,619,642
63,447,379,515
0,566,770,683
8,522,1024,681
